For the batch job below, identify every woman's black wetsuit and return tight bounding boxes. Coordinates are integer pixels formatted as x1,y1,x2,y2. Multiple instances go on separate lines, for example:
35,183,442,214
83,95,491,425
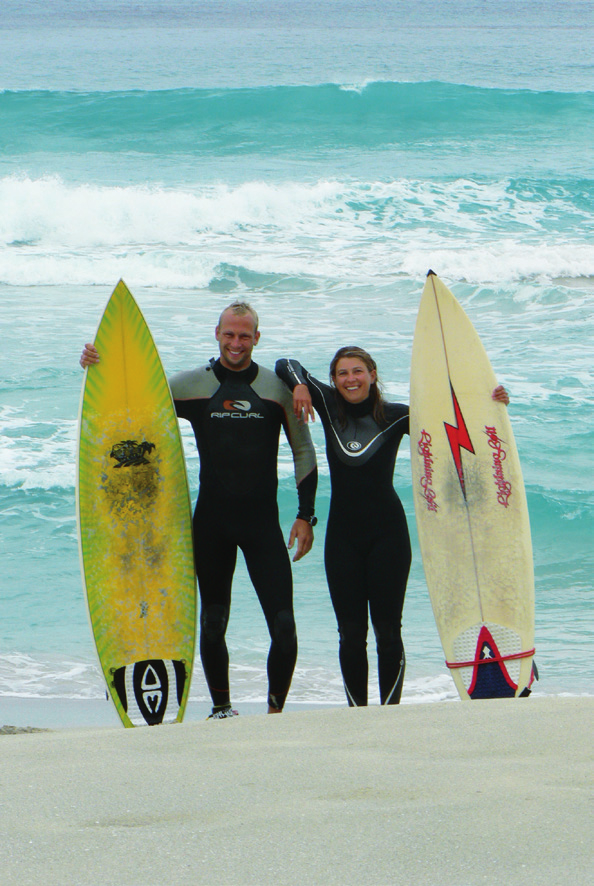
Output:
276,359,411,706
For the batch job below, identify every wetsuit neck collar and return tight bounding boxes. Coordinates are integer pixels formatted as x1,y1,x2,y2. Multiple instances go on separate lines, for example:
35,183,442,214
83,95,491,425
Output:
341,394,374,418
210,356,258,385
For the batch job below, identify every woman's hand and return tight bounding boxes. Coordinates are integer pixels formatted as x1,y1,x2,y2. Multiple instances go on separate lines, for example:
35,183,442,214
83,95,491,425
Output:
293,383,315,423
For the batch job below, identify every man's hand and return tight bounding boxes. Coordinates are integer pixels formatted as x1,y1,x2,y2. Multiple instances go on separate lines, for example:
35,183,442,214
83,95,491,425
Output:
80,343,100,368
288,518,314,562
293,384,315,423
492,384,510,405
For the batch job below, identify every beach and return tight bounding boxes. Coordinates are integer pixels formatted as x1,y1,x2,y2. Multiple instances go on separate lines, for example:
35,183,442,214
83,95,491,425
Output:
1,697,592,885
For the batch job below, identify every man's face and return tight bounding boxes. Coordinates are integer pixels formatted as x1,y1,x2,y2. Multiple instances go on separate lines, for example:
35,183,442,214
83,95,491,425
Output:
215,310,260,371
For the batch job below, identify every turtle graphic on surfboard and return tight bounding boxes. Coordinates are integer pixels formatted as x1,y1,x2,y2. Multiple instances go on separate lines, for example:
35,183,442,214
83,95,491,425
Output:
410,272,536,700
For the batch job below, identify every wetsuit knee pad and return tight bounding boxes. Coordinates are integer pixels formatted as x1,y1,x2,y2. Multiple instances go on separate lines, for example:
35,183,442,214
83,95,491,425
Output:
200,604,229,644
272,609,297,656
372,620,399,651
373,621,397,646
338,621,368,651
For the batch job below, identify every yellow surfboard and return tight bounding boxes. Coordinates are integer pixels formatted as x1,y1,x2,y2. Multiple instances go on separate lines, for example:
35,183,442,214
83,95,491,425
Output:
410,272,535,699
77,280,197,726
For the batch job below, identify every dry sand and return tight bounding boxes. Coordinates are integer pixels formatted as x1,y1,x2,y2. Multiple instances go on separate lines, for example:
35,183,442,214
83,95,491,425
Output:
1,696,592,886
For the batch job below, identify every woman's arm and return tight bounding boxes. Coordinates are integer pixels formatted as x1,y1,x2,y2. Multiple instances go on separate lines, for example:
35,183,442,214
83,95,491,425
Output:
292,384,315,423
275,358,316,423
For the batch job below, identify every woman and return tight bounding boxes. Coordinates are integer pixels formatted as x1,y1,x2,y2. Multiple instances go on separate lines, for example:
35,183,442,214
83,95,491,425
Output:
276,347,509,707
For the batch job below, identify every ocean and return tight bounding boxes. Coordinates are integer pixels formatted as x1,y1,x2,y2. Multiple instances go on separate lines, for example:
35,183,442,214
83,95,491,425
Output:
1,0,592,725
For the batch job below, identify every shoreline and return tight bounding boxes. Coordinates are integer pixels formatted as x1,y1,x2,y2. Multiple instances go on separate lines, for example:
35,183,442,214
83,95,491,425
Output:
1,696,591,885
0,694,346,732
1,689,591,732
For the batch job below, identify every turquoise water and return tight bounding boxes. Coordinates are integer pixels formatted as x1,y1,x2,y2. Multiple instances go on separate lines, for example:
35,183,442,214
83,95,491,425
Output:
1,1,592,713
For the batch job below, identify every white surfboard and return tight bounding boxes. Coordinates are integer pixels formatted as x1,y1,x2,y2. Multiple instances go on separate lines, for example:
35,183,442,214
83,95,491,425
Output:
410,272,535,699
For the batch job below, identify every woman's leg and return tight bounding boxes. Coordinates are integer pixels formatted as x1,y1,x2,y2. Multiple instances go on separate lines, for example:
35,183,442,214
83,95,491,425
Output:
367,522,411,705
325,524,369,706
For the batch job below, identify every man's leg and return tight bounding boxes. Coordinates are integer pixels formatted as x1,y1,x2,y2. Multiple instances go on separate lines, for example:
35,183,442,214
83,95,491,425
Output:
194,512,237,710
242,519,297,712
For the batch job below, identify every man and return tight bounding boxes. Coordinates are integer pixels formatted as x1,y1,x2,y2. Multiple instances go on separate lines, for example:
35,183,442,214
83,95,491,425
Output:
81,301,318,717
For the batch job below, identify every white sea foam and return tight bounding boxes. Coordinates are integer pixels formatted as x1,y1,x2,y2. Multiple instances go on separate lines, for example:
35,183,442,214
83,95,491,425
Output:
1,175,591,288
0,407,77,490
2,650,588,705
0,650,458,705
0,652,104,699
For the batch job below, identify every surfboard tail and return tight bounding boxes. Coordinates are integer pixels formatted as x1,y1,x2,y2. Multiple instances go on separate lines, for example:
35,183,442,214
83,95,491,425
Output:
447,623,535,700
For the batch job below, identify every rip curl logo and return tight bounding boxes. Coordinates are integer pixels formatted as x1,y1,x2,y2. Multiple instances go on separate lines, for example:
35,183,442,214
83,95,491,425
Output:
223,399,251,411
347,441,362,451
417,430,438,511
211,399,264,419
110,440,155,468
485,426,512,507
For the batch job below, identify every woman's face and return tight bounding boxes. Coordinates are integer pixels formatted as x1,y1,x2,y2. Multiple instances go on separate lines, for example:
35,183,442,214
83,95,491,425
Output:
332,357,377,404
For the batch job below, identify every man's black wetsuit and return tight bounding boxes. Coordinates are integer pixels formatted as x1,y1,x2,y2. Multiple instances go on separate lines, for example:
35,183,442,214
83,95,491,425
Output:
170,358,317,711
276,359,410,706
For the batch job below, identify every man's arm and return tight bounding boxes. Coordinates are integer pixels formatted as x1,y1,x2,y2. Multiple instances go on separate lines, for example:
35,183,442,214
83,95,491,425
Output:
492,384,510,405
288,455,318,562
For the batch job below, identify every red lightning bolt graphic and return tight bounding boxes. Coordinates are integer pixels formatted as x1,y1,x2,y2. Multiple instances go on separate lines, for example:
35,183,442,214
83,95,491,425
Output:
444,386,475,498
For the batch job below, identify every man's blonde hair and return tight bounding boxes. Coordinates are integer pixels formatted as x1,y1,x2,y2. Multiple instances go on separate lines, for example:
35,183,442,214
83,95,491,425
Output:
218,301,259,331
